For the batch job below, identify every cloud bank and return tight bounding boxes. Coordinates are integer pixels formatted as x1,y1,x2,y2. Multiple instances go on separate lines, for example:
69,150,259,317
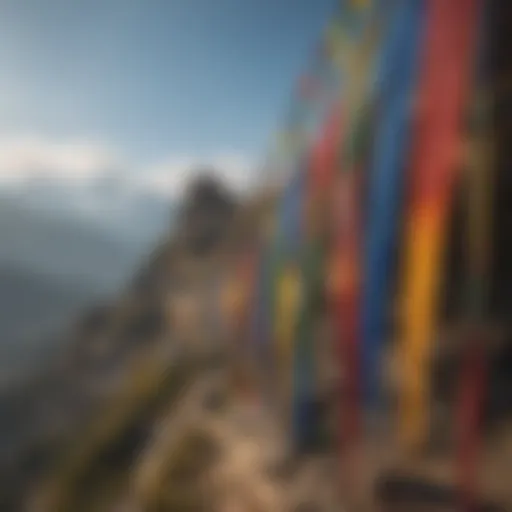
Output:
0,135,257,200
0,134,260,247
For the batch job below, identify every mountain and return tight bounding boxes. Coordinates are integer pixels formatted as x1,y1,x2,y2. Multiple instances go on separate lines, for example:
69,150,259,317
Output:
0,175,274,511
0,263,98,385
0,175,175,250
0,196,156,295
0,190,170,382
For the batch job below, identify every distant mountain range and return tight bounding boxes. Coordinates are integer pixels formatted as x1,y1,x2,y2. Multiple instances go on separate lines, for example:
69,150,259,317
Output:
5,176,177,247
0,181,175,383
0,191,172,294
0,263,97,383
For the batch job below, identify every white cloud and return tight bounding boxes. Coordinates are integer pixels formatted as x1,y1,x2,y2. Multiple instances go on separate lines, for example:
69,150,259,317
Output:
0,135,119,184
140,152,256,199
0,135,256,199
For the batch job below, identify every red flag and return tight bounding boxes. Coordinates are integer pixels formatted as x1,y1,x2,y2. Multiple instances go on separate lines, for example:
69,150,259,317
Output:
309,103,344,196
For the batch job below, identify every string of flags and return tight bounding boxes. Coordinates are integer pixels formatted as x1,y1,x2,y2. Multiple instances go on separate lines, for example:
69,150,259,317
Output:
216,0,499,509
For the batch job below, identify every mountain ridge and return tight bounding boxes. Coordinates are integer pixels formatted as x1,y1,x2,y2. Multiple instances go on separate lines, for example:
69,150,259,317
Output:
0,262,99,385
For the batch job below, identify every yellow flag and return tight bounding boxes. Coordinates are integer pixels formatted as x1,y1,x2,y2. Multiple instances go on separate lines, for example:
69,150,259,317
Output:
325,20,350,69
275,266,302,356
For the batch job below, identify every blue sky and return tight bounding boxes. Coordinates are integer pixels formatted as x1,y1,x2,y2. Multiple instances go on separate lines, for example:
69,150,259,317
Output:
0,0,337,192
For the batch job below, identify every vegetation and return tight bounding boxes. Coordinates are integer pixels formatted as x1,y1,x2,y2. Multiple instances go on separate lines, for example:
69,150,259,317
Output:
33,353,202,512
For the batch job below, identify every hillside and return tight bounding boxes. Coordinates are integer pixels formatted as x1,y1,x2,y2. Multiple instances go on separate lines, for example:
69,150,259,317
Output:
0,173,273,512
0,264,98,385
